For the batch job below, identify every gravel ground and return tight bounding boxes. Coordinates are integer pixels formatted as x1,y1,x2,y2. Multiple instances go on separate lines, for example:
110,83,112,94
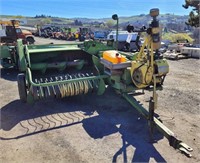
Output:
0,37,200,163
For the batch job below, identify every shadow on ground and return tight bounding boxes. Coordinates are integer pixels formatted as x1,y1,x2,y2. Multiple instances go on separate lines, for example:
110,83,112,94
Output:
1,68,19,81
0,88,166,162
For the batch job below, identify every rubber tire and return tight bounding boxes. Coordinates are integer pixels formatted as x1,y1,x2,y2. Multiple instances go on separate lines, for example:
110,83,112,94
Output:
26,37,35,44
17,73,27,102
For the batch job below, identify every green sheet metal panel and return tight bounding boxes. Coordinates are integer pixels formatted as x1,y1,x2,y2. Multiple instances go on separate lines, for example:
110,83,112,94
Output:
0,45,12,58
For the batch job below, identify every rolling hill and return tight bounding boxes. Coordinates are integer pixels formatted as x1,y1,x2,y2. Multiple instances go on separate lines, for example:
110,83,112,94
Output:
0,14,189,29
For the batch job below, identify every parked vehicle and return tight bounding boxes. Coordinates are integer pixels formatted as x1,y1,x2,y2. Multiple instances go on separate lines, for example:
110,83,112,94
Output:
0,20,35,44
94,31,107,39
107,30,139,51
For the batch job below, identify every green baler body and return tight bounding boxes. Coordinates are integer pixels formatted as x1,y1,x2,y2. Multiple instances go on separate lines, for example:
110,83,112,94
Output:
0,45,16,68
15,39,116,103
0,45,12,58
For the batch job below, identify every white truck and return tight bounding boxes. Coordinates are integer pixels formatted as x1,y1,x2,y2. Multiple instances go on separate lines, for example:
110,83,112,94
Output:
107,30,139,51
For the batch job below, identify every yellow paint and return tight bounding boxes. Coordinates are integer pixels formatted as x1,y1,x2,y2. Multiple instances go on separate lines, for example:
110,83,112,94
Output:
0,20,20,26
103,50,127,64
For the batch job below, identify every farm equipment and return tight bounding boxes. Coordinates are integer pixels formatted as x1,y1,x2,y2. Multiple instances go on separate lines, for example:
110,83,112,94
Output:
163,39,192,60
0,20,35,44
181,46,200,58
78,27,92,41
107,30,139,51
34,25,76,41
94,31,107,40
0,20,35,68
15,9,192,157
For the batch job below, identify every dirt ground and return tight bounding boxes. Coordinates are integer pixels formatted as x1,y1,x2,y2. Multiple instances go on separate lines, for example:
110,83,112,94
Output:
0,37,200,163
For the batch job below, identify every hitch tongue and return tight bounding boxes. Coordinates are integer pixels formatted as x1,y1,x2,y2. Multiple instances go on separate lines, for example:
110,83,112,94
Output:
170,136,193,157
179,142,193,152
178,142,193,157
179,147,192,158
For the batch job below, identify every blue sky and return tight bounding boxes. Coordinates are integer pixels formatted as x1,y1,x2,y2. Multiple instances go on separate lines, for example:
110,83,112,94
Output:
0,0,190,18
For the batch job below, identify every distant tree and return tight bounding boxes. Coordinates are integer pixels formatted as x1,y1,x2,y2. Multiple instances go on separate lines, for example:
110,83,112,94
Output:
100,23,108,29
184,26,187,31
162,33,193,43
41,14,46,18
105,20,115,28
74,19,83,26
182,0,199,27
74,19,78,25
13,15,24,18
79,20,83,26
35,14,52,18
139,14,145,17
163,27,168,33
38,18,52,26
192,27,200,43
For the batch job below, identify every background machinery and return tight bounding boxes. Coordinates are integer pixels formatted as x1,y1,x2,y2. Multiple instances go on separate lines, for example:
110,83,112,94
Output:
78,27,93,41
0,20,35,44
3,9,192,157
0,20,35,68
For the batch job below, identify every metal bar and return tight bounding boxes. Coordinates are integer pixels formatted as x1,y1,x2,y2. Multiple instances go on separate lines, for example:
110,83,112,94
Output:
25,45,31,67
27,68,108,87
122,93,193,157
122,93,149,118
28,47,81,53
116,19,119,50
148,97,154,142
